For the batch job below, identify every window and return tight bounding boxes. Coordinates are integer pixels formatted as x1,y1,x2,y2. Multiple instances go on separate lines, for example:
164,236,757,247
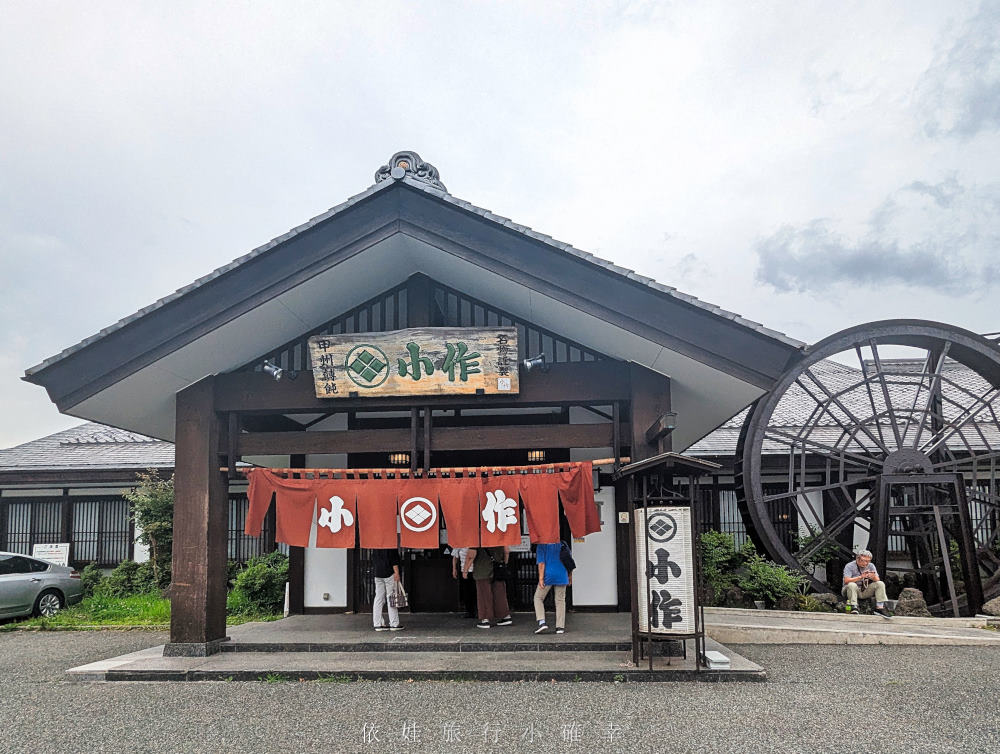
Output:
1,496,132,567
0,555,44,575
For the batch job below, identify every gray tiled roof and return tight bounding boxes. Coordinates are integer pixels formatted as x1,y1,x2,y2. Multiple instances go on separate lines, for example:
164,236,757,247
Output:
0,423,174,471
26,170,803,377
689,359,1000,456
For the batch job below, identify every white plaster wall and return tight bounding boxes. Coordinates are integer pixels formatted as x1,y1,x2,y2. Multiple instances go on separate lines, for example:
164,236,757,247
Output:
303,450,349,608
569,485,617,606
132,524,150,563
567,406,618,606
304,547,348,608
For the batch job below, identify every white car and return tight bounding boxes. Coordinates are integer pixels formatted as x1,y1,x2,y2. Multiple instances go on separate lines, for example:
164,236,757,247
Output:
0,551,84,619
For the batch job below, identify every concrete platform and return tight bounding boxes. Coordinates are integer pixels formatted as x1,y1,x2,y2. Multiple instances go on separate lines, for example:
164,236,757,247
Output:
705,607,1000,645
67,637,762,682
67,612,764,682
66,608,1000,682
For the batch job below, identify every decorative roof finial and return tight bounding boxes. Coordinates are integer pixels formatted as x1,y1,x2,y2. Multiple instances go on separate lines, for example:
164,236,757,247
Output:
375,151,446,191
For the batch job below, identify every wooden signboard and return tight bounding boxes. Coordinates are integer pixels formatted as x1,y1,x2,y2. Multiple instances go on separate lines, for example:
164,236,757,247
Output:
635,506,696,635
307,327,518,398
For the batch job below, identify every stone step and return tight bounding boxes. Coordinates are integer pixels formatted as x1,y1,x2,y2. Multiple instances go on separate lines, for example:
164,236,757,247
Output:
705,606,992,629
68,641,766,683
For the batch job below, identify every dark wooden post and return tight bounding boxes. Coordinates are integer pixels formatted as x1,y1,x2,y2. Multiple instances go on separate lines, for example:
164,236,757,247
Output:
0,493,7,551
286,454,306,614
60,488,73,565
166,376,229,655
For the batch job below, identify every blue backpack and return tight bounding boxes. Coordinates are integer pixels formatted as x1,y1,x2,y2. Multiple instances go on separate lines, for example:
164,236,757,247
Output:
559,541,576,572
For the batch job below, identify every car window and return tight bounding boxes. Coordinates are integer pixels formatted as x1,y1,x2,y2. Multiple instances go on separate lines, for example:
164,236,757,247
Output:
0,555,37,575
27,558,51,573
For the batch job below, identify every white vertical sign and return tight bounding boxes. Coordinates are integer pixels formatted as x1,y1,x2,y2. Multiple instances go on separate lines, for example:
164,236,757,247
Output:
635,506,695,634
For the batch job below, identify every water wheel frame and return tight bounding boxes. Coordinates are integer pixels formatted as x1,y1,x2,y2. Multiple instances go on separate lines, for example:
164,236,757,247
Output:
735,320,1000,614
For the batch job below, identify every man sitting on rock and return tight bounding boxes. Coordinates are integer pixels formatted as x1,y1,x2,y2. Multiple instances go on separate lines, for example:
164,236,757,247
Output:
842,550,890,617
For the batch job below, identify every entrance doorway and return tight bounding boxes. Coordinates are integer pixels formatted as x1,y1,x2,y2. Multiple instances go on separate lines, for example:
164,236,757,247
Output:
348,447,575,614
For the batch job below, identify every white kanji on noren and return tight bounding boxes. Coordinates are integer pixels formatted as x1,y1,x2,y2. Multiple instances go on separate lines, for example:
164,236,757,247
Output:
482,489,518,533
318,495,354,534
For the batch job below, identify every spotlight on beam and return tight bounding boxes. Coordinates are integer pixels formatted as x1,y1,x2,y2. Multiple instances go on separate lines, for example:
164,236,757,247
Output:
262,360,298,381
521,353,549,373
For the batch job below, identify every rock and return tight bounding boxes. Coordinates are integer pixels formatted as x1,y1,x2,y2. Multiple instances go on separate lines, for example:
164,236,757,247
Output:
894,587,932,617
722,586,746,608
776,596,797,611
981,596,1000,617
813,593,839,607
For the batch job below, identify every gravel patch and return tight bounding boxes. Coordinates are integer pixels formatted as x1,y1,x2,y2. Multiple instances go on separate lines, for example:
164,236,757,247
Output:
0,632,998,753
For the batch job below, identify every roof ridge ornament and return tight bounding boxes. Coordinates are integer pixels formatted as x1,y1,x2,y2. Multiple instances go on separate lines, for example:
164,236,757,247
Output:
375,151,446,191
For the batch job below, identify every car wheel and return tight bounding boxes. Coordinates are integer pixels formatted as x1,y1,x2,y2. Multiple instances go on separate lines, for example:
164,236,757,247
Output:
34,590,64,618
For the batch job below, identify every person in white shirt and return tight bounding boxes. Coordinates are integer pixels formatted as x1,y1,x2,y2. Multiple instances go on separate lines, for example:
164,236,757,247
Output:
842,550,890,616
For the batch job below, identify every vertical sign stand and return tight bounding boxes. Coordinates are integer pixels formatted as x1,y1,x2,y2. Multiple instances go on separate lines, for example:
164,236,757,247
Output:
615,453,719,674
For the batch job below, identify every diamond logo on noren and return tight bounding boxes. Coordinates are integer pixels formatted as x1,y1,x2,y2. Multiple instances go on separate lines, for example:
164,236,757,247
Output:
399,497,437,533
405,506,431,525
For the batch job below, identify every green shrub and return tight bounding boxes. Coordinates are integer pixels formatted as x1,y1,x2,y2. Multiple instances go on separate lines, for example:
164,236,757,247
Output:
79,562,104,597
228,553,288,615
738,540,757,561
699,531,740,605
737,555,807,607
95,559,158,598
792,532,840,573
796,594,831,612
227,560,243,588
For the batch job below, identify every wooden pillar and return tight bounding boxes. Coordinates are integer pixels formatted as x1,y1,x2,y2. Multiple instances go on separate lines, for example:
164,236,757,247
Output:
0,493,7,551
167,376,229,655
60,488,73,565
614,480,631,611
286,454,306,614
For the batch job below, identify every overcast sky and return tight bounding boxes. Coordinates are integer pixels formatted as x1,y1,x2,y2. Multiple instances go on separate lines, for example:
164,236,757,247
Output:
1,1,998,448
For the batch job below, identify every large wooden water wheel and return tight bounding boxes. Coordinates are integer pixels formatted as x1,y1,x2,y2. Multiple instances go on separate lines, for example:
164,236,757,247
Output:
735,320,1000,615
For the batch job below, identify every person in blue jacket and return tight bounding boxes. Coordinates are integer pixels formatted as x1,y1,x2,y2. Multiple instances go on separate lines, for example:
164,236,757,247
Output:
533,542,571,634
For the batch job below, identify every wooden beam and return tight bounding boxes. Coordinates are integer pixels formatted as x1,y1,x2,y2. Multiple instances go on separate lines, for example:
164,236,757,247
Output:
214,360,629,414
430,423,612,452
238,422,614,456
644,412,678,445
169,376,228,648
629,363,672,462
239,428,412,456
241,414,307,432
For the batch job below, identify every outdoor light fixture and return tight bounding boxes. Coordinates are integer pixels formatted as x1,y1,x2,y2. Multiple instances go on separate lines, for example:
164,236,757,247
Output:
521,353,549,373
262,360,298,382
389,452,411,466
527,450,546,463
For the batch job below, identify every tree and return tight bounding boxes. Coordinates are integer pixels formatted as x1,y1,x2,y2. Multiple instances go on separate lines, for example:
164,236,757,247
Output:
124,470,174,586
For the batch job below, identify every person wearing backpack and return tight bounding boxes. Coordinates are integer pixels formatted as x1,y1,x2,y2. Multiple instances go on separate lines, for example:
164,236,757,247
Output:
533,541,573,634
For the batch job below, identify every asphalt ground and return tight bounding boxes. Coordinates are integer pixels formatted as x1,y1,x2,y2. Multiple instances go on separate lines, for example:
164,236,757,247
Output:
1,630,998,754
